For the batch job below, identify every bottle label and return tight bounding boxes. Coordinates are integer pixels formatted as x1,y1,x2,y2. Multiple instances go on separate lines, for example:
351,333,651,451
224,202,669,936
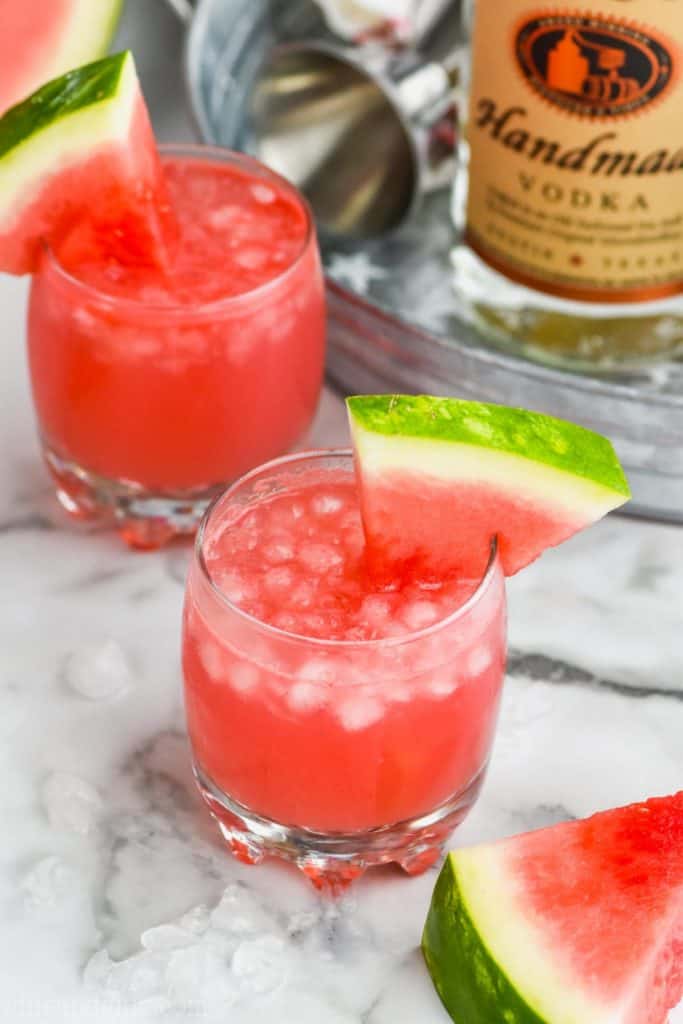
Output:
465,2,683,301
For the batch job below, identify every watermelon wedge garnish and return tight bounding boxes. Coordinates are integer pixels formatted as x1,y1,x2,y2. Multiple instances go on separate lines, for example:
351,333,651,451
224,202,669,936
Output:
0,0,123,115
423,792,683,1024
347,395,630,579
0,50,174,274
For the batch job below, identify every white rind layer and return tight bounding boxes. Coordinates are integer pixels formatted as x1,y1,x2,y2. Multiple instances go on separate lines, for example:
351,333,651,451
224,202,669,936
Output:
10,0,122,110
349,425,626,524
453,848,614,1024
0,51,138,232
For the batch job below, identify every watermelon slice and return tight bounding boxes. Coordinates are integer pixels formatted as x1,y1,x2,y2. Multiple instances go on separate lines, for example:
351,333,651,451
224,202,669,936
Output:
0,50,173,274
347,395,630,579
422,792,683,1024
0,0,123,115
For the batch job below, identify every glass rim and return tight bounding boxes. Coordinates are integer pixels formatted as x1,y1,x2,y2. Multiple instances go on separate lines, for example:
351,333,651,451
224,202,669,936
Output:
194,448,501,651
40,143,317,318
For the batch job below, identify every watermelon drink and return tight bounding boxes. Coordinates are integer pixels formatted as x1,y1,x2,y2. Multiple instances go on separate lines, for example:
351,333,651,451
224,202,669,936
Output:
26,145,325,547
182,451,507,887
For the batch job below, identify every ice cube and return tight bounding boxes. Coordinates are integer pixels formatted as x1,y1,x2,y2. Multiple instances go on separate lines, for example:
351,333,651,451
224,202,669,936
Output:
272,612,298,633
210,883,274,936
428,668,459,698
263,566,295,594
251,184,276,204
141,924,195,952
232,935,289,995
264,539,294,565
467,645,493,675
235,248,268,270
21,855,75,908
360,595,392,626
337,693,384,731
214,570,253,605
229,662,260,694
299,543,343,573
311,493,343,517
209,205,241,230
299,658,336,683
388,683,413,703
63,639,132,700
42,772,102,835
198,637,226,683
290,581,315,609
287,681,327,713
401,599,441,631
287,909,321,936
86,949,166,1008
179,905,211,936
166,943,237,1011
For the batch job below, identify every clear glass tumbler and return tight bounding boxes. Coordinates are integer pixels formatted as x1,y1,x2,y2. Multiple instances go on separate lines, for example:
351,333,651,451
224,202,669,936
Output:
182,450,507,891
27,145,326,549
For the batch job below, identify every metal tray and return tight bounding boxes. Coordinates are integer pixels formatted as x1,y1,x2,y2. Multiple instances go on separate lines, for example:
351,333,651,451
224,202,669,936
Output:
185,0,683,522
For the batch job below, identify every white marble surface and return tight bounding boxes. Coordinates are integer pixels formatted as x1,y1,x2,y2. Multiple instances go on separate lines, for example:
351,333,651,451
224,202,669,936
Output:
1,269,682,1022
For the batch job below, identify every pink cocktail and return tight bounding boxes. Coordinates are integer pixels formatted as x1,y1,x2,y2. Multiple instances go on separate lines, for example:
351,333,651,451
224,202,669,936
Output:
27,145,325,548
182,451,506,888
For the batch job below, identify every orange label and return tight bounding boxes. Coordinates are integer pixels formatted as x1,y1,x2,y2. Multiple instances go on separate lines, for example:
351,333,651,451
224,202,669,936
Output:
465,2,683,302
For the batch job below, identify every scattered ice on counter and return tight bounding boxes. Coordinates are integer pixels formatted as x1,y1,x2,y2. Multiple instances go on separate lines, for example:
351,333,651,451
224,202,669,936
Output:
64,639,132,700
42,772,103,835
21,855,76,908
82,882,351,1014
337,693,384,731
86,949,168,1009
233,935,290,995
210,883,273,936
166,942,237,1011
286,909,321,936
141,923,197,952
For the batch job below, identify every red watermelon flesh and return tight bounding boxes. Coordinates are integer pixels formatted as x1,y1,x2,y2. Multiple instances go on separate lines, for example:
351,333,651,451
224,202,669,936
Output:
347,395,631,581
0,0,123,114
423,792,683,1024
0,52,175,275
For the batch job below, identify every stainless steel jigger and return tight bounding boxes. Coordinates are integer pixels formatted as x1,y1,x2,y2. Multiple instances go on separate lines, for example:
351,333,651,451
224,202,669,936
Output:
249,40,459,239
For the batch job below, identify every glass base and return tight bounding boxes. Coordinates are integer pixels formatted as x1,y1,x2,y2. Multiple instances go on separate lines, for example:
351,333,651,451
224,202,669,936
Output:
44,445,225,550
194,762,487,894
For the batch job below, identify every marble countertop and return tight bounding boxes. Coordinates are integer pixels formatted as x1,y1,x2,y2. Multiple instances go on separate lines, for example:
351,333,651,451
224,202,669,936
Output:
1,3,681,1021
1,268,682,1022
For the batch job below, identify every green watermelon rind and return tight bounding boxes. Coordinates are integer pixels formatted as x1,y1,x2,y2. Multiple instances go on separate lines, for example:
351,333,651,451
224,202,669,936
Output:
0,51,131,159
346,395,630,500
422,853,549,1024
